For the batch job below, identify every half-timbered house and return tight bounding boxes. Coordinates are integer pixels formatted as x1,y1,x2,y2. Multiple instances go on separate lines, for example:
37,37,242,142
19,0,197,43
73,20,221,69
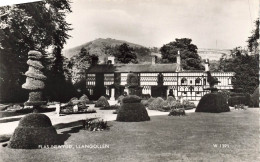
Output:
85,54,234,101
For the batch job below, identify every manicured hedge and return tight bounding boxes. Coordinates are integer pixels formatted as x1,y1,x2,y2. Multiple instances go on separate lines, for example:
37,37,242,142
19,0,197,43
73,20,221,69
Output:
116,103,150,122
8,113,59,149
122,95,141,103
196,93,230,113
228,95,250,107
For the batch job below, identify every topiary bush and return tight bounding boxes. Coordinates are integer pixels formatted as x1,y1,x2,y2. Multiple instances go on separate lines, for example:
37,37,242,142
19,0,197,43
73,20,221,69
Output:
8,113,59,149
182,100,196,109
117,95,125,104
168,108,185,116
116,95,150,122
79,94,90,104
95,96,110,107
196,93,230,113
160,100,171,112
122,95,141,103
22,51,47,107
148,97,164,110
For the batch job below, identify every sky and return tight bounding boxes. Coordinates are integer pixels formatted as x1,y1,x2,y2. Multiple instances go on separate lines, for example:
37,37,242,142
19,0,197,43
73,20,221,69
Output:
1,0,258,50
63,0,259,50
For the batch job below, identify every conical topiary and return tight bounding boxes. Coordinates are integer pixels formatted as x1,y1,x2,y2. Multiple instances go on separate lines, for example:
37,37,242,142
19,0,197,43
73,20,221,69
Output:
116,95,150,122
22,51,47,107
196,92,230,113
8,113,59,149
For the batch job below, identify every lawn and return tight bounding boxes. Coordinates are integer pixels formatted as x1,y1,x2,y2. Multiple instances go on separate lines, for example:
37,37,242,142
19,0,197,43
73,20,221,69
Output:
0,108,259,162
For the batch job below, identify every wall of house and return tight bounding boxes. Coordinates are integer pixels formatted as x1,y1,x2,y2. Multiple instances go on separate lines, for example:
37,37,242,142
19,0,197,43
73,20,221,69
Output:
86,71,234,101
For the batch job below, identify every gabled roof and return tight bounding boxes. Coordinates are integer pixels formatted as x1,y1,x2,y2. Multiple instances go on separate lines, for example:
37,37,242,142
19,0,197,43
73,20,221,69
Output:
86,63,180,73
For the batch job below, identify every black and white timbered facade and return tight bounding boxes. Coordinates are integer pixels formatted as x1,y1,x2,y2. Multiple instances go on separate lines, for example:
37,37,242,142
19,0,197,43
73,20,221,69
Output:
85,56,234,101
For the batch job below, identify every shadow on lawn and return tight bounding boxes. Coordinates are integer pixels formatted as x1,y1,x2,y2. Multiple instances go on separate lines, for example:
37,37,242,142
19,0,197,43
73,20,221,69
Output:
54,118,99,143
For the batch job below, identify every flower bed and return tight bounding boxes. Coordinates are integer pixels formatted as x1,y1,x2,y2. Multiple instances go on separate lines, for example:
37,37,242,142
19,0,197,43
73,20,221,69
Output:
82,119,109,131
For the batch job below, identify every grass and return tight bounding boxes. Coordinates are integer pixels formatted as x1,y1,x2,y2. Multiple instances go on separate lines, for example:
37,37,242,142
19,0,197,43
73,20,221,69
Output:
0,108,259,161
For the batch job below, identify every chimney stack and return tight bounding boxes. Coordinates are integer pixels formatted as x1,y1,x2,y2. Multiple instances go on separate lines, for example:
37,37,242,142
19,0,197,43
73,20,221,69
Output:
107,56,115,65
204,59,209,71
177,51,181,65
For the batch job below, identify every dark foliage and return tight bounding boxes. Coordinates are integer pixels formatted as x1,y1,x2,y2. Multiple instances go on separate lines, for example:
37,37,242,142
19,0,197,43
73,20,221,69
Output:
196,93,230,113
0,0,73,103
228,95,250,107
8,113,59,149
113,43,138,64
116,103,150,122
126,73,139,87
122,95,141,103
160,38,204,70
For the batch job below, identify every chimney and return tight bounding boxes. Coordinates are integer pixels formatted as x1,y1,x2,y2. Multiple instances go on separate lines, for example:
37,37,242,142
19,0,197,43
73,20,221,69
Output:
177,51,181,65
152,56,156,64
107,56,115,65
204,59,209,71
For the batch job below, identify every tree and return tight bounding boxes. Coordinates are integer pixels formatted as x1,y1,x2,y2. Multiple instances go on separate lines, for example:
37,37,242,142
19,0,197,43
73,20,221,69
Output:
114,43,138,64
247,19,259,54
219,47,258,94
160,38,204,70
0,0,72,102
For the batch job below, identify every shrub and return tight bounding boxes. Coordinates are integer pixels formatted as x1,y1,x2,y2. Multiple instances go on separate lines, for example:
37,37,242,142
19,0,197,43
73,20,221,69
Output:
166,96,176,105
122,95,141,103
126,73,139,87
141,100,148,107
147,97,155,106
160,101,171,112
168,108,185,116
95,96,110,107
100,105,120,110
141,94,151,100
234,104,247,110
83,119,109,131
8,113,59,149
228,96,250,107
79,94,90,103
250,87,259,107
182,100,196,109
117,95,125,104
116,102,150,122
148,97,164,110
196,93,230,113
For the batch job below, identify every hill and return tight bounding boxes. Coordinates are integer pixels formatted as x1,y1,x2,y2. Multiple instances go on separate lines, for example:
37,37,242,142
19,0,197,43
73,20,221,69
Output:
63,38,151,62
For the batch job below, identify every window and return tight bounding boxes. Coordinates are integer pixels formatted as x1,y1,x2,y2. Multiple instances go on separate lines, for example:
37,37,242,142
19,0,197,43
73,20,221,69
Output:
181,78,187,85
190,80,192,84
228,77,232,85
195,78,201,85
203,79,206,85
